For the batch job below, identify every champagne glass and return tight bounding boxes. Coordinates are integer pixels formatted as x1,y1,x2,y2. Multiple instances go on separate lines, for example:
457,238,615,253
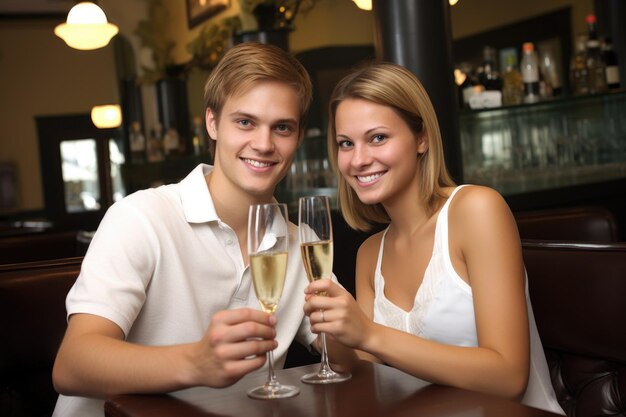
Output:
299,196,351,384
247,203,300,399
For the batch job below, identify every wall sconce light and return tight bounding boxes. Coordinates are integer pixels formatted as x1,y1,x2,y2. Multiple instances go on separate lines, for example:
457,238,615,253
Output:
54,2,119,50
91,105,122,128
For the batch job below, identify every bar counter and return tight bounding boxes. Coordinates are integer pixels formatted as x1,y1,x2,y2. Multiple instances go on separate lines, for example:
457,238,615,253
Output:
105,361,561,417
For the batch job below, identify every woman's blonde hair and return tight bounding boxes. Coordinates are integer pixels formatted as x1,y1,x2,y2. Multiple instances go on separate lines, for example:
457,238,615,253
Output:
204,42,313,156
327,62,455,231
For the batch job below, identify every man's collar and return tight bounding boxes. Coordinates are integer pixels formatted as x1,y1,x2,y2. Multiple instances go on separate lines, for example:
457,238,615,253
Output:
179,164,219,223
179,164,282,225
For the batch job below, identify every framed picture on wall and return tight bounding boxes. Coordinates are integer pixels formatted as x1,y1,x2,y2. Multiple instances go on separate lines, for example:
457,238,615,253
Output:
186,0,229,29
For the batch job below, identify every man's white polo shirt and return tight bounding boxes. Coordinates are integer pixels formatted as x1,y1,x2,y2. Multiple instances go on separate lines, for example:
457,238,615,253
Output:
54,164,315,417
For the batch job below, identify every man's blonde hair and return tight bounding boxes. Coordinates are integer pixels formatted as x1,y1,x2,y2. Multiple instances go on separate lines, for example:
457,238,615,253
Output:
204,42,313,155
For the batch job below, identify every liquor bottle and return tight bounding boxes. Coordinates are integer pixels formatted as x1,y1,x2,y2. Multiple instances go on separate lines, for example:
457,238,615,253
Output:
478,46,503,91
502,53,524,106
539,49,562,97
521,42,540,103
570,35,590,96
147,123,164,162
163,126,180,157
456,62,484,109
602,37,621,90
585,14,607,94
191,116,204,156
129,121,146,163
454,66,467,108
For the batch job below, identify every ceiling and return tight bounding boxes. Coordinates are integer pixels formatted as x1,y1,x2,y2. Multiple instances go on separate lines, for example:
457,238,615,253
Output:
0,0,74,14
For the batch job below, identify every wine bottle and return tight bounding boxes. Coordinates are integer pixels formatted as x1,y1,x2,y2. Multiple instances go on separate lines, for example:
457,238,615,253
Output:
570,35,590,96
602,37,621,90
502,53,524,106
585,14,607,94
478,46,503,91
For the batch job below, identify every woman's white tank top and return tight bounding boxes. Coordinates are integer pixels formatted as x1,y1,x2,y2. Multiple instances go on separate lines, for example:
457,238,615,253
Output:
372,185,564,414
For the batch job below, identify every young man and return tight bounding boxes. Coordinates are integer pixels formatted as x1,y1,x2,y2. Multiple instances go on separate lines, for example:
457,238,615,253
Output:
52,42,332,416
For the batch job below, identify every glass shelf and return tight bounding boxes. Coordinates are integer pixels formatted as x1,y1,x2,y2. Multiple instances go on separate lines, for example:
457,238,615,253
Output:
275,134,338,213
460,90,626,196
122,92,626,212
121,154,206,193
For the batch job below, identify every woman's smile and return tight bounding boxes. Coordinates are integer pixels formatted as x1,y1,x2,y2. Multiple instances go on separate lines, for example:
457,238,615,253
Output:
335,98,423,204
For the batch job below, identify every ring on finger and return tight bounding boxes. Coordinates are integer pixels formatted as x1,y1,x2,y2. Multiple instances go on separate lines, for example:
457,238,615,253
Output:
320,310,325,323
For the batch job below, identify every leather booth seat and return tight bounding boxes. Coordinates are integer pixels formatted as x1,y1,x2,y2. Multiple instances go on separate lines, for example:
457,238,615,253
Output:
0,257,82,417
522,240,626,417
0,231,82,265
515,206,619,242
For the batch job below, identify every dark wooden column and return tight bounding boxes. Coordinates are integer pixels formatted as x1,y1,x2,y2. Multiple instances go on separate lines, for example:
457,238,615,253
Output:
372,0,463,182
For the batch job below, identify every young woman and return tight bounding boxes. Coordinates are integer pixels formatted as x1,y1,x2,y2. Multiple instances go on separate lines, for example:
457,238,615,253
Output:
304,62,564,414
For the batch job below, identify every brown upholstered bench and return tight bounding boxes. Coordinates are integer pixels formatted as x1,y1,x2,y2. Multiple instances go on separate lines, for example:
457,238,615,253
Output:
515,206,619,242
522,240,626,417
0,257,82,417
0,230,82,265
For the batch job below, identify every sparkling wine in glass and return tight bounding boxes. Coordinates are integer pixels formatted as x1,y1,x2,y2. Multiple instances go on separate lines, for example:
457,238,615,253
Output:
299,195,351,384
247,203,300,399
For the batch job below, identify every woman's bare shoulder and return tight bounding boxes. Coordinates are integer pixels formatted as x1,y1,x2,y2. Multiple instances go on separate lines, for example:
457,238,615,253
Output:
355,230,385,289
356,230,385,264
449,185,510,218
449,185,518,246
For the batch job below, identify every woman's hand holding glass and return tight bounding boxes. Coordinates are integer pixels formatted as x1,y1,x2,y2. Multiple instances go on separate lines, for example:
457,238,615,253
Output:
299,196,351,384
303,278,373,352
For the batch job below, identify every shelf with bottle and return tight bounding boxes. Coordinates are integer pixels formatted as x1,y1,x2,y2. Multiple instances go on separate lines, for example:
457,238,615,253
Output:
571,14,621,98
121,117,214,193
460,84,626,115
456,41,565,110
125,116,213,166
459,90,626,196
275,133,338,213
457,12,623,113
121,154,208,193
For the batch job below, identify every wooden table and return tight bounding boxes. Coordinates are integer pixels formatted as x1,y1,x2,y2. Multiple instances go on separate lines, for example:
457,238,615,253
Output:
105,361,561,417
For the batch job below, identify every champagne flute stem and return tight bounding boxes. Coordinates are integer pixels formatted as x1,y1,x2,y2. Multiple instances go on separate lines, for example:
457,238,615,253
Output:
266,349,279,389
319,331,333,373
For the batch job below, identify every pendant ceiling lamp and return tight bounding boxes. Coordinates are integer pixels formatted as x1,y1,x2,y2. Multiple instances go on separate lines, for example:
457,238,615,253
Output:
91,104,122,129
54,2,119,50
352,0,371,10
352,0,460,10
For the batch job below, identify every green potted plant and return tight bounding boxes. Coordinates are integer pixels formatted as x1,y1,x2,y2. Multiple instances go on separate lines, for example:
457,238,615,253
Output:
134,0,175,83
239,0,318,31
185,0,318,71
186,16,242,70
